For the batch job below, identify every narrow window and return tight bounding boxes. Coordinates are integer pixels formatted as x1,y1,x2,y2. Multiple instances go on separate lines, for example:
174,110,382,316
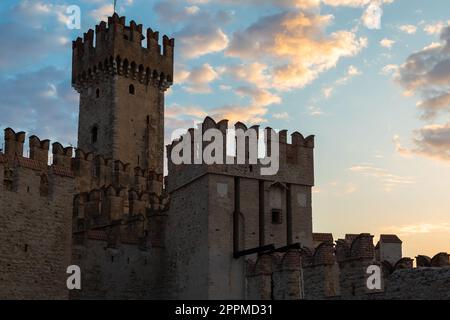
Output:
96,88,100,98
129,84,135,95
92,161,100,178
91,126,98,143
271,209,282,224
40,174,49,197
3,169,13,191
146,115,150,125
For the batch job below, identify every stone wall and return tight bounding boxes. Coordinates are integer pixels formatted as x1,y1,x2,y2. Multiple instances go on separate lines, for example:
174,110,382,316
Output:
73,13,173,174
245,234,449,301
70,239,166,299
384,267,450,300
0,135,75,299
165,174,210,299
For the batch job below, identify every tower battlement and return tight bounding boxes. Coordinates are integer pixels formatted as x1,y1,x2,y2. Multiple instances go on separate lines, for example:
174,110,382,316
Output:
73,147,163,194
2,128,75,181
72,13,174,92
166,117,315,192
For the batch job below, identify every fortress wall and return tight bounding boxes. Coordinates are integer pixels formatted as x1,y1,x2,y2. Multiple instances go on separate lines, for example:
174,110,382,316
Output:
207,174,246,299
70,239,164,299
384,267,450,300
303,243,340,299
272,251,303,300
289,184,313,247
165,175,209,299
239,177,260,250
0,156,74,299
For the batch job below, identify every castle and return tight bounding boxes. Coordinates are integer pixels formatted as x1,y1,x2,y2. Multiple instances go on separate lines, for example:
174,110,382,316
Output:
0,14,449,300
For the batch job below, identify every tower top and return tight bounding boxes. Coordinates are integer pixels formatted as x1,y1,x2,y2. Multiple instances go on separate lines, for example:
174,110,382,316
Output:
72,13,174,92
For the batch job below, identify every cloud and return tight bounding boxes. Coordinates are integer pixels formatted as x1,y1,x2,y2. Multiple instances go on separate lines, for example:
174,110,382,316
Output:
155,0,231,59
350,165,415,191
381,64,398,75
393,135,413,158
225,63,271,89
321,65,361,98
235,87,281,106
336,65,361,85
226,11,367,91
390,28,450,163
218,0,394,10
154,0,202,23
411,123,450,162
0,1,71,70
424,21,450,35
175,23,229,59
361,1,383,29
209,104,268,124
177,63,220,93
398,24,417,34
308,105,325,116
395,27,450,120
273,112,289,120
380,38,395,48
90,4,114,22
0,67,78,146
382,223,450,236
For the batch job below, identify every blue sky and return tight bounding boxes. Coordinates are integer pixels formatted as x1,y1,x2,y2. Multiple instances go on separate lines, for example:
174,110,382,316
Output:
0,0,449,257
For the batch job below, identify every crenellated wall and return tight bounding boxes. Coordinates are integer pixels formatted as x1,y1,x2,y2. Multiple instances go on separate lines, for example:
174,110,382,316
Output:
0,129,75,299
244,234,450,300
165,117,315,299
1,11,448,301
74,13,172,173
72,13,173,92
0,127,171,299
166,117,315,192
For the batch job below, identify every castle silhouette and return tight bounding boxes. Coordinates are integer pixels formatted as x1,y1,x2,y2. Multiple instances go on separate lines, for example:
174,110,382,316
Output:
0,14,448,300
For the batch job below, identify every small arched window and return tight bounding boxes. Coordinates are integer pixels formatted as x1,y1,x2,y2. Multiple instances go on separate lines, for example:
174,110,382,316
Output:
91,126,98,143
129,84,135,95
96,88,100,98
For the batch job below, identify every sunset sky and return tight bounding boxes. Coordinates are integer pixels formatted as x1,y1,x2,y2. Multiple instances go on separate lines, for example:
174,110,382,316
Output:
0,0,449,258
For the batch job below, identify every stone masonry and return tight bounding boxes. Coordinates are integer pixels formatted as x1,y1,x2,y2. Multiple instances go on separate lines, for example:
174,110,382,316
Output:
0,13,448,300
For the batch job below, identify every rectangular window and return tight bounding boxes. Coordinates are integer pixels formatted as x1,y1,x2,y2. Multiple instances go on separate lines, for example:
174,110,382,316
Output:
272,209,282,224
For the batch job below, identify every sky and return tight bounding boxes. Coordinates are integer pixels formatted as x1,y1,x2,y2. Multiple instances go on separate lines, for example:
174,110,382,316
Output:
0,0,449,258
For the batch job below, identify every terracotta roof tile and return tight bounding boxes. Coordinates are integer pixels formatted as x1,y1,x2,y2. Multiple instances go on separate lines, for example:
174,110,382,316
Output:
52,165,75,178
16,157,47,171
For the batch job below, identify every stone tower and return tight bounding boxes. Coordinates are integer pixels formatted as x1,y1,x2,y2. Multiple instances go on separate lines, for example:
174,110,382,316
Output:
72,13,174,174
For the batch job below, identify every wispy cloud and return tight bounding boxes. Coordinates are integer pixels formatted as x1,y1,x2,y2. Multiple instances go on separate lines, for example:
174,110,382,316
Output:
177,63,220,93
350,165,415,191
382,223,450,236
380,38,395,49
398,24,417,34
